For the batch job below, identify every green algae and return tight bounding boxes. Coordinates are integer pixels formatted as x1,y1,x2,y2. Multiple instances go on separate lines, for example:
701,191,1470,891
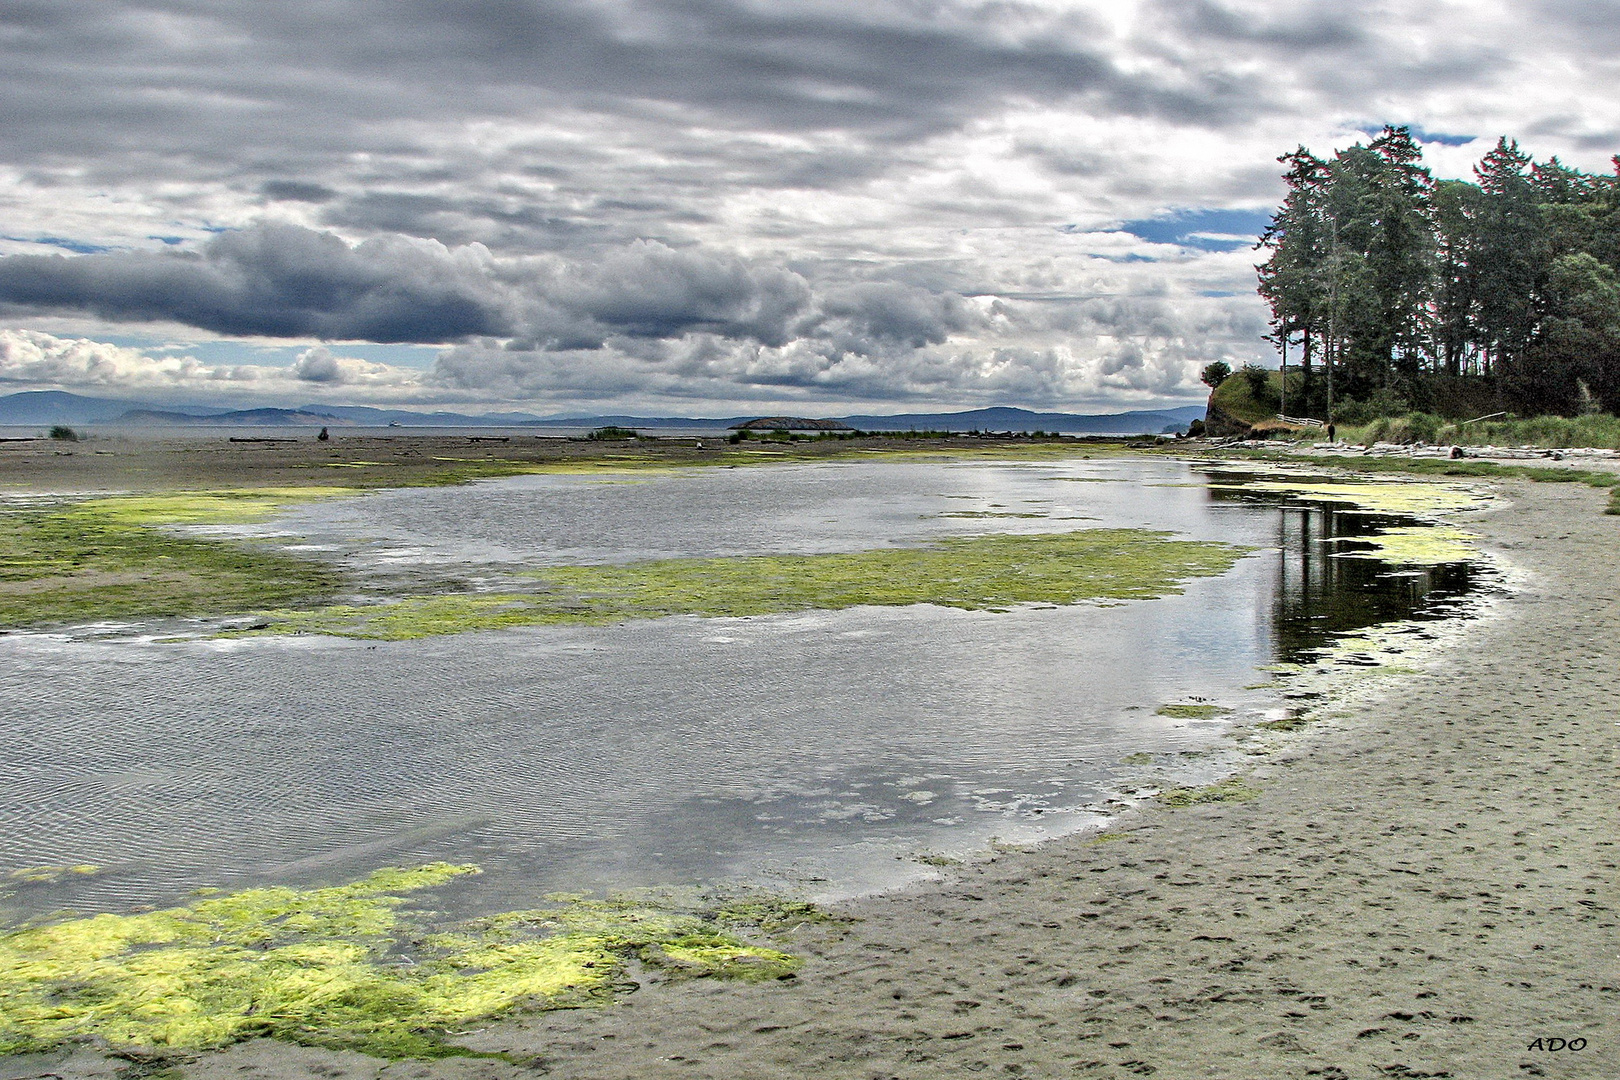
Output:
0,866,817,1061
1256,714,1313,732
1206,472,1490,571
1154,704,1227,720
1207,477,1488,516
1333,524,1477,566
706,897,841,934
0,491,349,630
5,865,100,884
62,488,359,528
1157,777,1261,808
243,529,1250,640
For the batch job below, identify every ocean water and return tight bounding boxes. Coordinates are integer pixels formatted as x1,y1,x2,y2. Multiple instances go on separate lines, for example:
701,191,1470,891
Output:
0,457,1477,921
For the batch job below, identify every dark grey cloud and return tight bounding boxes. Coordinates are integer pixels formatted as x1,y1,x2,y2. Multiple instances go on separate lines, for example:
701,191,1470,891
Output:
0,1,1272,179
0,3,1593,213
2,2,1613,412
1532,0,1620,51
0,222,815,348
261,180,339,203
815,283,984,350
0,224,511,341
1150,0,1367,50
322,191,619,252
535,239,812,348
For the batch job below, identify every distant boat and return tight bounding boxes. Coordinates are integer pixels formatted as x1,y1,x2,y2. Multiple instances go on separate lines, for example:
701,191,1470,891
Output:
388,421,401,427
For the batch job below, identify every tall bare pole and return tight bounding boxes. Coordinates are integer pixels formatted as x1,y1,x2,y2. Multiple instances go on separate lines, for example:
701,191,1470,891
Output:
1326,216,1339,424
1280,331,1288,417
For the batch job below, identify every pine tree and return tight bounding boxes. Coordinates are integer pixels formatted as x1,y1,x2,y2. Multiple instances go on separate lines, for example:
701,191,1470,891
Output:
1256,133,1620,419
1472,138,1545,379
1256,147,1331,411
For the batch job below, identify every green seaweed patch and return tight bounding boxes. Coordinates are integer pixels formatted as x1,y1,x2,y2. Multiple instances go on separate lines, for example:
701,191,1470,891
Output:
1256,714,1313,732
1154,704,1228,721
913,853,963,867
937,510,1047,519
62,488,359,528
5,865,100,884
1333,525,1477,566
1207,477,1487,517
0,866,818,1061
1157,777,1261,808
1119,752,1158,765
245,530,1250,640
706,897,843,934
0,493,346,630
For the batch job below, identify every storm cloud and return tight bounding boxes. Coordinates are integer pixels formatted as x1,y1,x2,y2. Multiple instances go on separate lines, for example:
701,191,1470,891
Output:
0,223,814,350
1,1,1615,412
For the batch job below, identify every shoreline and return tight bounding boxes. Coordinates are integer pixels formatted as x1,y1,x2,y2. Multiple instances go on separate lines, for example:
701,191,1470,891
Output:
3,458,1616,1078
473,478,1613,1080
217,481,1618,1076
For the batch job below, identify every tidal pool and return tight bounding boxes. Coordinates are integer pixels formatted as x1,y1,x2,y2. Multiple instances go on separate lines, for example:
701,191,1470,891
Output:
0,457,1484,926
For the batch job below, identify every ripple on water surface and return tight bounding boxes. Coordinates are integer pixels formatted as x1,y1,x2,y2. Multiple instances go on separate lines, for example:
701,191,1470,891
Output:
0,458,1483,921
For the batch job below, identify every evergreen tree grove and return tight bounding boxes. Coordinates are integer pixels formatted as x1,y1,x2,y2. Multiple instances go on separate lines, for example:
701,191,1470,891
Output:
1254,127,1620,419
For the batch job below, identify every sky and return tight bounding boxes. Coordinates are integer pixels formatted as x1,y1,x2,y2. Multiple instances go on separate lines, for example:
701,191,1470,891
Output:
0,1,1617,417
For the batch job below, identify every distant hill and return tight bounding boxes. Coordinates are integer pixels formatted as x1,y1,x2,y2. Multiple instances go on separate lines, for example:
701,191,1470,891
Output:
525,413,742,429
0,390,222,424
732,416,855,431
1,391,1205,433
0,391,540,427
536,405,1205,433
115,407,353,426
830,406,1206,434
287,404,542,425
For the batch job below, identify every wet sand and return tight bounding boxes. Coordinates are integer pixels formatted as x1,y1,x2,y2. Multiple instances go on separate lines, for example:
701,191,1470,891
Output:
4,466,1617,1080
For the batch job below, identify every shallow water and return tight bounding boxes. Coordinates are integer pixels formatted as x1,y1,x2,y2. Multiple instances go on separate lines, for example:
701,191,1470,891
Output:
0,458,1479,922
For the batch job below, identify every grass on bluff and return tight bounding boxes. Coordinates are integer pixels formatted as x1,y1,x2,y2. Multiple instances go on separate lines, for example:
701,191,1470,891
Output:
248,529,1250,640
1339,411,1620,451
0,490,349,629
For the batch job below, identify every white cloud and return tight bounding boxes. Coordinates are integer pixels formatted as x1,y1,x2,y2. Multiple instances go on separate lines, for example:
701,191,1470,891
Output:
0,1,1616,412
0,329,429,403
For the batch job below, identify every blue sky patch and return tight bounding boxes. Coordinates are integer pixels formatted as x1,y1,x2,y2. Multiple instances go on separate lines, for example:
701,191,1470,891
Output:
1117,208,1272,252
1358,124,1476,147
5,235,113,254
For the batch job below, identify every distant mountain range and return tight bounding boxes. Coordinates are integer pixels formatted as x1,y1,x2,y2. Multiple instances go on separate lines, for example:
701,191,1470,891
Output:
0,390,1205,435
825,406,1205,434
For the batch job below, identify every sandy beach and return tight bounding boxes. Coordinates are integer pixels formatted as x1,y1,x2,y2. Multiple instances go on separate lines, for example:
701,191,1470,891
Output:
3,461,1617,1080
434,478,1615,1079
